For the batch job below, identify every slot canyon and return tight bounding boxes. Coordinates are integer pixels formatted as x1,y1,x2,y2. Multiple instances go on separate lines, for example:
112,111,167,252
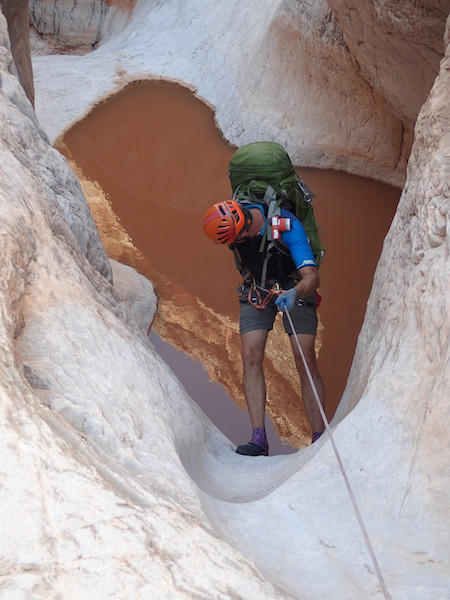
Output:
59,80,401,450
0,1,448,598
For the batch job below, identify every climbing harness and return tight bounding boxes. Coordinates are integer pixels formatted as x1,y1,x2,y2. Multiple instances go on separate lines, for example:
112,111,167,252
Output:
244,280,283,310
240,279,322,312
283,306,393,600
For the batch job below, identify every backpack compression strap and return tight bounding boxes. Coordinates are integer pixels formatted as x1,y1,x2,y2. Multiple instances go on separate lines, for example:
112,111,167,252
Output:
259,186,284,288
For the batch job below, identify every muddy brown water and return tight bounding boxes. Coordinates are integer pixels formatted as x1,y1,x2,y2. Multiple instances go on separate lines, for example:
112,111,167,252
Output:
59,80,401,453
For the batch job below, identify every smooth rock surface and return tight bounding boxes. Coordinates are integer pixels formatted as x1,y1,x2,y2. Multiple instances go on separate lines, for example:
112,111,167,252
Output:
110,259,157,333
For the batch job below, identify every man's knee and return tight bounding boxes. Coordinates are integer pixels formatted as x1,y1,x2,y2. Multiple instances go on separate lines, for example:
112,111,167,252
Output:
292,335,317,372
242,343,265,370
241,330,268,368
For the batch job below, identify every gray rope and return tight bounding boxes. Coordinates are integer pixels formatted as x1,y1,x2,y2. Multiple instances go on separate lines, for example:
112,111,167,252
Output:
283,306,393,600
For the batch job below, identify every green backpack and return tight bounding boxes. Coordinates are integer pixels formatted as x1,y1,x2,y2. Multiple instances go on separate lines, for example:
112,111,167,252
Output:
228,141,325,268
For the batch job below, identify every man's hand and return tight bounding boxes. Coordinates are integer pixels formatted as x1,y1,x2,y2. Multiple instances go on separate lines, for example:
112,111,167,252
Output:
275,288,298,312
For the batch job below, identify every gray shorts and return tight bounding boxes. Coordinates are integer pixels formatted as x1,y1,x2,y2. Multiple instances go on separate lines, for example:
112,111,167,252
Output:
239,287,318,336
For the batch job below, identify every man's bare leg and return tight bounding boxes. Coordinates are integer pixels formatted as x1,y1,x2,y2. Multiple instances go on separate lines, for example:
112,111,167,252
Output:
241,329,269,426
236,329,270,455
290,333,326,436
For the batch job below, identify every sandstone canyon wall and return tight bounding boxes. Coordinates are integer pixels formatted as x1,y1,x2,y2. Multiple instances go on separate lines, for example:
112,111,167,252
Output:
1,0,34,104
0,2,449,600
0,10,291,599
29,0,136,52
28,0,448,187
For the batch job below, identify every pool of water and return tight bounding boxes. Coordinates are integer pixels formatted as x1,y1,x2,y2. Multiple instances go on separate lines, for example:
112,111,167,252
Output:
59,79,401,449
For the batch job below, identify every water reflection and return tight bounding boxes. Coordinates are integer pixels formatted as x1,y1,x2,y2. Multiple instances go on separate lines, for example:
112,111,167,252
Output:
150,331,296,455
59,79,401,448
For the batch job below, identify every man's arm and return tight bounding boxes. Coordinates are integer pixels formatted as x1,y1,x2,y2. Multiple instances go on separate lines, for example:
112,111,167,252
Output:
293,266,320,299
275,266,319,312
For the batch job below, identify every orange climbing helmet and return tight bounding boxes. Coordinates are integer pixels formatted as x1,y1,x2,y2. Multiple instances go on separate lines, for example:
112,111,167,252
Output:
203,200,247,245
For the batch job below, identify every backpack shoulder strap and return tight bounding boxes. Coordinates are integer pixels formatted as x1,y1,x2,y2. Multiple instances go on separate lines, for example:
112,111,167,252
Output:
229,244,252,279
259,186,281,247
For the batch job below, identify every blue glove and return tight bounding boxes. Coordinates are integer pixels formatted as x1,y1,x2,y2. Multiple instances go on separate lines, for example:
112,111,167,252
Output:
275,288,298,312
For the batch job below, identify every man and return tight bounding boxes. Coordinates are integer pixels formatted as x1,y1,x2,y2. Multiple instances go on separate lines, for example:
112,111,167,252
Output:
203,198,325,456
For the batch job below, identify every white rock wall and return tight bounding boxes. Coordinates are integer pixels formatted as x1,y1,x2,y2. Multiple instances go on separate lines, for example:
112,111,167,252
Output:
29,0,447,186
329,0,448,123
29,0,134,50
0,16,111,282
0,10,292,598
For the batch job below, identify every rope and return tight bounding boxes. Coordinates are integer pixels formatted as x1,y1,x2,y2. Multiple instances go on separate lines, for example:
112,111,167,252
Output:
283,306,393,600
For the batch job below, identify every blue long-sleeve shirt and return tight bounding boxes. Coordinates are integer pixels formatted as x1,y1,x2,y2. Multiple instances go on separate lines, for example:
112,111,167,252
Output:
251,205,316,270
